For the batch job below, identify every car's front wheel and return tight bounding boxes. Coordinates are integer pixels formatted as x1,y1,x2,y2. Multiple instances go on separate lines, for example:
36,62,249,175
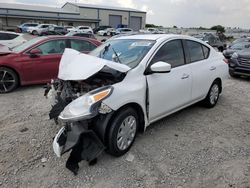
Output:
203,81,220,108
107,107,138,156
0,67,19,93
32,30,38,35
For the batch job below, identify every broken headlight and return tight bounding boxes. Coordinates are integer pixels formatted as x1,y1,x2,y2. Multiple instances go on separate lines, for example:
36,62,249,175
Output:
59,86,113,122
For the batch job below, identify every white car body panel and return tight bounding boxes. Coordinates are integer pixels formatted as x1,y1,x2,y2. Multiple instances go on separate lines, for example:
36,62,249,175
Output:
58,34,228,130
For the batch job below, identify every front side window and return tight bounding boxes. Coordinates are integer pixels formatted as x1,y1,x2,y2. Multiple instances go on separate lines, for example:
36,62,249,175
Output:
70,39,96,52
186,40,205,62
36,40,66,55
151,40,185,68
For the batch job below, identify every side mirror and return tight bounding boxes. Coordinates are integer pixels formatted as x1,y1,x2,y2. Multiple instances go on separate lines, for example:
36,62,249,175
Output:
29,48,42,57
146,61,171,74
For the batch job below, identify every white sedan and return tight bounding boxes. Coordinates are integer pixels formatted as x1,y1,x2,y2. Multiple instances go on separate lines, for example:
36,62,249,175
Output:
0,31,26,48
50,34,228,173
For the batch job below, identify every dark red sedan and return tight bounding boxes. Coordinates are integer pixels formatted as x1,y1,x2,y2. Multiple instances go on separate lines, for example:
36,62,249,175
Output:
0,36,101,93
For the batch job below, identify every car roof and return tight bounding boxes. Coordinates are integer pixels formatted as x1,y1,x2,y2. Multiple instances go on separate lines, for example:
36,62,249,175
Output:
0,31,22,35
115,34,186,40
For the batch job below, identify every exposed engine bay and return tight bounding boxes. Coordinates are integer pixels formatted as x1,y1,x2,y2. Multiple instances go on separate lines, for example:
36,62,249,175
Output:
45,66,126,121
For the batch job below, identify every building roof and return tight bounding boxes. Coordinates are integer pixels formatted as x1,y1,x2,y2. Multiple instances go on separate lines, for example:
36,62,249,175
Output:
65,2,146,13
0,3,78,14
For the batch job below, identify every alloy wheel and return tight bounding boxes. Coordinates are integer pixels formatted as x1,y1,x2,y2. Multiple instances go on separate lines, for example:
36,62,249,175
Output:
0,70,16,93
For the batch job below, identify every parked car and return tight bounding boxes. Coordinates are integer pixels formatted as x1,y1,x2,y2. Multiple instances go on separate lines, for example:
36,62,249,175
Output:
228,49,250,77
97,28,115,36
196,33,227,52
64,26,75,32
41,26,68,35
17,23,39,33
223,41,250,59
110,28,134,35
93,25,112,34
48,34,228,174
0,31,27,48
65,32,96,39
0,36,101,93
139,28,165,34
73,26,93,34
27,24,56,35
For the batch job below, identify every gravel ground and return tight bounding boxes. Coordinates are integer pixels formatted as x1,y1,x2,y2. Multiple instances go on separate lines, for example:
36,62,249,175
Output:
0,76,250,188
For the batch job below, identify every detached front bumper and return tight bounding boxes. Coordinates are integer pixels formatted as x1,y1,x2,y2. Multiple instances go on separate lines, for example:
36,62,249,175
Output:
53,122,105,174
53,122,105,161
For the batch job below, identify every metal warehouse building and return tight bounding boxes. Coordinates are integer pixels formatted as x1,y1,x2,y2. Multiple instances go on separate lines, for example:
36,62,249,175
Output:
0,2,146,31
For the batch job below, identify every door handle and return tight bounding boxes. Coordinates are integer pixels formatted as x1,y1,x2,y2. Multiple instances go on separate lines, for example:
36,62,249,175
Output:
181,74,189,79
210,66,216,71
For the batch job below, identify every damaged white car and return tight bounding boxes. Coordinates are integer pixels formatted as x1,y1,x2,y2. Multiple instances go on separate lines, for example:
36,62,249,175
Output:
45,34,228,174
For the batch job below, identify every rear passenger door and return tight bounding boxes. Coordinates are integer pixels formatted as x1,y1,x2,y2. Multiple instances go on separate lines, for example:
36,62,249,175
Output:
147,39,192,122
184,40,214,101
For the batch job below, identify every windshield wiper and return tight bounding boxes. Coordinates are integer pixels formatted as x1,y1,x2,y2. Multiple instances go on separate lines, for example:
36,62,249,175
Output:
111,47,122,64
99,44,110,58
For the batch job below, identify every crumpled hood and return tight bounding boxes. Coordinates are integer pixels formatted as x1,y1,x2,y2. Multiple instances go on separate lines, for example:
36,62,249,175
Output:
58,48,131,81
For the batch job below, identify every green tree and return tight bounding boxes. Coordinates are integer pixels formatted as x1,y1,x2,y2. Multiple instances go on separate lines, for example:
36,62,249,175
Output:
210,25,225,33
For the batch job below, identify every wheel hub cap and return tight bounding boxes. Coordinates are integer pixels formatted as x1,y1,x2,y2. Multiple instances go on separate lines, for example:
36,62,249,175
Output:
117,116,136,151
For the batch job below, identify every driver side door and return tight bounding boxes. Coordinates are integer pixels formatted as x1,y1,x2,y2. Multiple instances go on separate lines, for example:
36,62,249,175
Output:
146,39,192,122
20,39,67,84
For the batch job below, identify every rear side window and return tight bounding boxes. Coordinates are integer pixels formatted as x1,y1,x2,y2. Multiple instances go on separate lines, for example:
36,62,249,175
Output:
202,45,210,58
151,40,185,68
70,39,96,52
187,41,205,62
7,34,18,40
0,33,9,40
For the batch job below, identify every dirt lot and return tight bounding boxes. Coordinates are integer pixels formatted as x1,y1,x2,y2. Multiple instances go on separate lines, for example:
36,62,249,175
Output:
0,77,250,188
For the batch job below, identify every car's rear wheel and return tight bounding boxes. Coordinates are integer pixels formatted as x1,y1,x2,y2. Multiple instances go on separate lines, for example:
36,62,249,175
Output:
203,81,220,108
0,67,19,93
107,107,138,156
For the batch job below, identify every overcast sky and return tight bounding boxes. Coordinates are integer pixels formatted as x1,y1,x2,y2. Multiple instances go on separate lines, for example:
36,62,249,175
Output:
6,0,250,28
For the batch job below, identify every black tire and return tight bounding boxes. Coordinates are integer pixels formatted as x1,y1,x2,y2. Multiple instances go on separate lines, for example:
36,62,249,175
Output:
32,30,38,35
0,67,19,93
203,81,220,108
103,33,107,36
107,107,138,157
218,46,224,52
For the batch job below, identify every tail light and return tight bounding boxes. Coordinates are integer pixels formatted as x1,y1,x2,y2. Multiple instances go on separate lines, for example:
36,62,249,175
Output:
223,58,229,64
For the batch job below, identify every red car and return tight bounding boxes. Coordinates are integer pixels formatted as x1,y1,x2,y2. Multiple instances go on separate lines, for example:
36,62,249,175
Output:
0,36,101,93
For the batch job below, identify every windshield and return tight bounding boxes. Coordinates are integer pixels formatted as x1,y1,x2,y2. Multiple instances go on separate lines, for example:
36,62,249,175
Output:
89,39,155,69
12,37,46,52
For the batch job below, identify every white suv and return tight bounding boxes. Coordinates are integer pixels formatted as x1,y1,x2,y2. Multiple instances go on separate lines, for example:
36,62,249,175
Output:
27,24,56,35
74,26,93,34
49,34,228,174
